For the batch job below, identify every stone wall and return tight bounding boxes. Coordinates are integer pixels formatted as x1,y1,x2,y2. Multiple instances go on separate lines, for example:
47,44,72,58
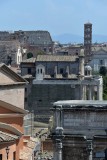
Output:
27,84,75,122
0,85,25,109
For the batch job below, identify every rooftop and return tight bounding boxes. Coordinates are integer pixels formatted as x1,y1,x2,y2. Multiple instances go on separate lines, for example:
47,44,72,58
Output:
0,131,19,142
21,57,36,63
37,55,78,62
53,100,107,108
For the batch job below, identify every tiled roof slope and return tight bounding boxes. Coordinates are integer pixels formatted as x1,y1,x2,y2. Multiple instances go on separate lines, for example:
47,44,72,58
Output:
37,55,78,62
21,57,36,63
0,131,19,142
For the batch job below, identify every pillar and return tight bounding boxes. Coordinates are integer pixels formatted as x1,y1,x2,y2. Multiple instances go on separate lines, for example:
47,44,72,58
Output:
88,85,92,100
80,85,84,100
97,85,103,100
54,139,63,160
97,76,103,100
54,66,57,78
87,139,93,160
84,85,87,100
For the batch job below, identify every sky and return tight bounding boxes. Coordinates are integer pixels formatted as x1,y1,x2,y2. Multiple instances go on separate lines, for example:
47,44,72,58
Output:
0,0,107,36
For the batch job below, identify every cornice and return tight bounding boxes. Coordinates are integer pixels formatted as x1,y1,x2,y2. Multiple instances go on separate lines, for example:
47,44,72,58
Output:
0,113,25,118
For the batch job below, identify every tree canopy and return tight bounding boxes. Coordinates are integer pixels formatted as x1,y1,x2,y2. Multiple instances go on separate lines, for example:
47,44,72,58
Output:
99,66,107,76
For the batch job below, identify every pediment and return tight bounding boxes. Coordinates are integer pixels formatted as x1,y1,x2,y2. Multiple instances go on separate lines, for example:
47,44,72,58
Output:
36,64,45,69
0,63,27,84
0,100,28,114
95,49,107,55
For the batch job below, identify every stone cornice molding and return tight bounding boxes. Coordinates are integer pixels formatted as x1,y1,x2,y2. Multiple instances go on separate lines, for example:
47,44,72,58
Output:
0,113,25,118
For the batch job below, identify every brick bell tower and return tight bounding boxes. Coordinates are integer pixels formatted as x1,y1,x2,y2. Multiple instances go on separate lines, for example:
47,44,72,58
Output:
84,22,92,63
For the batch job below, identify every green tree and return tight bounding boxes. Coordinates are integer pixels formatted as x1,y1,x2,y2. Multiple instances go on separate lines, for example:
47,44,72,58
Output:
103,76,107,100
27,52,33,59
99,66,107,76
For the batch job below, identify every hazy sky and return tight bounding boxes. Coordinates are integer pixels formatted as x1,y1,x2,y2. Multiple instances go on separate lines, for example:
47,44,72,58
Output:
0,0,107,36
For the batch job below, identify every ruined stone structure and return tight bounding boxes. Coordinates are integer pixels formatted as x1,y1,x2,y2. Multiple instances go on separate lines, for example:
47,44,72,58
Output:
0,40,24,65
0,30,53,66
12,30,54,54
50,100,107,160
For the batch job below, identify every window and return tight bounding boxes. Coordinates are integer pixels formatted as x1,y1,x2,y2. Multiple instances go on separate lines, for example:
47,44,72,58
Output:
28,68,31,74
100,60,103,66
40,69,42,74
88,28,90,31
25,97,27,102
72,68,76,74
38,69,39,74
25,88,27,92
60,68,64,74
44,48,47,52
0,154,2,160
13,152,16,160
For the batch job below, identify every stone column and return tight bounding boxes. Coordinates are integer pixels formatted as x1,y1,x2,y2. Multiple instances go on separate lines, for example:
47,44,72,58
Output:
66,66,69,77
88,85,92,100
97,85,103,100
96,76,103,100
80,85,84,100
55,139,63,160
52,127,64,160
52,106,64,160
83,86,87,100
87,139,93,160
54,66,57,78
91,85,94,100
54,108,61,128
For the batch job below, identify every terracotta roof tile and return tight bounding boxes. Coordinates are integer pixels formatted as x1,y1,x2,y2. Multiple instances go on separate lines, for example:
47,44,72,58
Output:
0,131,19,142
22,57,36,63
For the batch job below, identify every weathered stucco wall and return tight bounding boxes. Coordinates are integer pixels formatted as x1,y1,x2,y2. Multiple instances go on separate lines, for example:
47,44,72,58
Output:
0,85,25,109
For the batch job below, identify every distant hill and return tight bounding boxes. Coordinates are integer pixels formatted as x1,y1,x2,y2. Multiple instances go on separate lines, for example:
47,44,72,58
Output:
52,33,107,44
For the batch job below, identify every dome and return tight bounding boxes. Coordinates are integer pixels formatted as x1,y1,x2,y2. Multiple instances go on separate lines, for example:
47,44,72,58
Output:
85,65,92,71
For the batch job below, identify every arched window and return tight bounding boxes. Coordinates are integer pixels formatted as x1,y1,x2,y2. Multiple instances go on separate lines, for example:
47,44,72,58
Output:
38,69,39,74
40,69,42,74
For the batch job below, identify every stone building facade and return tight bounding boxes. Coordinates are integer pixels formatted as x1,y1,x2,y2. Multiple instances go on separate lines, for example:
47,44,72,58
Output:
89,48,107,72
50,100,107,160
0,63,27,108
22,49,103,122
